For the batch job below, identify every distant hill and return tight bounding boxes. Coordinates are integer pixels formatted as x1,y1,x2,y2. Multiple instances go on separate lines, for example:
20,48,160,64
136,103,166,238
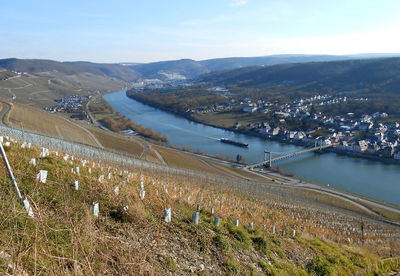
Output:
198,57,400,94
126,54,400,80
128,59,208,79
0,58,140,82
0,60,136,108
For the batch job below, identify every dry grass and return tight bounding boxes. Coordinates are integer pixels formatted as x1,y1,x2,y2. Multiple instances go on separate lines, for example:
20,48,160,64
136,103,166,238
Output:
0,138,400,275
83,125,144,157
145,148,163,164
209,161,273,182
7,103,99,146
153,145,225,174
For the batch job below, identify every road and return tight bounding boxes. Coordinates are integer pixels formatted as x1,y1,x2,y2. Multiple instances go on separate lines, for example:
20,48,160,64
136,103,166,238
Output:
0,102,10,126
61,117,104,149
86,96,100,126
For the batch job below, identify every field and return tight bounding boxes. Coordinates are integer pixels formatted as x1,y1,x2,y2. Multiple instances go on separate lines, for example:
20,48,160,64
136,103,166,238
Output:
1,137,400,275
7,103,100,146
84,125,144,157
4,101,145,158
193,110,269,129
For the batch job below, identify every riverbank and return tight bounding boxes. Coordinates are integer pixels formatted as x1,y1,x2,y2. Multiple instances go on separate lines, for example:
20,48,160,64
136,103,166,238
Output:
127,92,400,166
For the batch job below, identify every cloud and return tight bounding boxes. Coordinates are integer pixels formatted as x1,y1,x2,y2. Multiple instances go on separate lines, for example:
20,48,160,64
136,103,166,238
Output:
229,0,248,7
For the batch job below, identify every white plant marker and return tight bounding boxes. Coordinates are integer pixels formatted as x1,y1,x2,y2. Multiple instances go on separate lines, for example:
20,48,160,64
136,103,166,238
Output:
27,143,31,149
192,212,199,225
114,186,119,195
29,158,36,166
234,219,239,227
37,170,48,183
88,167,92,174
21,142,26,148
23,198,34,218
98,175,104,183
75,167,80,175
93,202,99,217
140,189,146,200
74,180,79,190
107,172,111,179
164,208,171,223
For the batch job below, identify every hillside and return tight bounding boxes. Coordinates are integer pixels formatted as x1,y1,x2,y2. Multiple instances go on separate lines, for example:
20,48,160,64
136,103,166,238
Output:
1,127,400,275
0,62,134,108
0,58,140,82
199,57,400,94
126,54,400,80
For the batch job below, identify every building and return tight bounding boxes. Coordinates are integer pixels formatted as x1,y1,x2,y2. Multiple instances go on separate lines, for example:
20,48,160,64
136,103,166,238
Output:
353,140,368,152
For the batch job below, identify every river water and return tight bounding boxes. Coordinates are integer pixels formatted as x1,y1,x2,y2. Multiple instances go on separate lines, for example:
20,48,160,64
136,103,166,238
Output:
105,90,400,205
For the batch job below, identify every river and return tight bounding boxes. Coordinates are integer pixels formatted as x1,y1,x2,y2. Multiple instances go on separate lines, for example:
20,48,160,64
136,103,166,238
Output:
104,90,400,206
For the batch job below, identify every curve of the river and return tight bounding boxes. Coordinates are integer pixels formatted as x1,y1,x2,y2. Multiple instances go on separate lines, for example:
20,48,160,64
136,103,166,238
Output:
105,90,400,206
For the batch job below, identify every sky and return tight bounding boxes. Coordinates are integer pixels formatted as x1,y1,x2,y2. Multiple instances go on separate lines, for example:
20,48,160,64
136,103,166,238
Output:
1,0,400,63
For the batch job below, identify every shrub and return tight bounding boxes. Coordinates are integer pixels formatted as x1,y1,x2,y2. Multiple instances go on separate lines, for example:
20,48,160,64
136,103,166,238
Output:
227,224,251,249
213,234,230,252
252,236,268,254
307,256,333,276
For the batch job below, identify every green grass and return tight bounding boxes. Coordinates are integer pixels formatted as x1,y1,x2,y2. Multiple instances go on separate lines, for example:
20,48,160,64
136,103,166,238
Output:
213,234,231,252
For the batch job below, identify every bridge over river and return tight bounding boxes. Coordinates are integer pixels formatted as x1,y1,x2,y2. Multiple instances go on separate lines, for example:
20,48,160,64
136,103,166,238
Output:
246,143,336,169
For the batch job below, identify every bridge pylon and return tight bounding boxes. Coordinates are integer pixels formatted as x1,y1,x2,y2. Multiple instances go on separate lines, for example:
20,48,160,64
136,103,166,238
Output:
264,150,272,168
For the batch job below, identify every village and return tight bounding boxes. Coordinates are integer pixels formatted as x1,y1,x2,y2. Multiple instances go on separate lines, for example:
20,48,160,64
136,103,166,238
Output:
45,94,89,113
192,88,400,161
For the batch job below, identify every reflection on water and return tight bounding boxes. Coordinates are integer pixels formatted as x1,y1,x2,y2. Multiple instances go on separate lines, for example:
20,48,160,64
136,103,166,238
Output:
105,90,400,205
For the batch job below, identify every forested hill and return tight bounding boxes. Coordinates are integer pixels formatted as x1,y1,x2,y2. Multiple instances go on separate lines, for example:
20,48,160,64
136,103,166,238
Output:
0,58,140,82
127,54,393,80
199,57,400,94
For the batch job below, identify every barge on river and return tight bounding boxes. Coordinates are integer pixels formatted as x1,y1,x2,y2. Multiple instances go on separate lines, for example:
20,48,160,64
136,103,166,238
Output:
220,138,249,147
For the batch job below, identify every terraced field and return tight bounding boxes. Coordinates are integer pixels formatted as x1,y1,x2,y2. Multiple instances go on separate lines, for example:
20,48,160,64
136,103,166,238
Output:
0,71,128,108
